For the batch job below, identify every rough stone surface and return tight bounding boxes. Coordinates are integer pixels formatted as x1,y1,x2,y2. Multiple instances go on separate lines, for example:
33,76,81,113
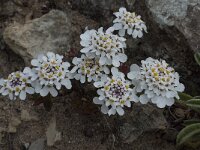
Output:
146,0,188,26
28,138,45,150
8,117,21,133
46,117,61,146
119,104,167,143
3,10,71,64
21,109,39,122
146,0,200,52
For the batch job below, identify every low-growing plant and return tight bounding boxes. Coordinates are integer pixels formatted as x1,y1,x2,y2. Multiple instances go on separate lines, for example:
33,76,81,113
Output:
2,6,199,149
176,53,200,149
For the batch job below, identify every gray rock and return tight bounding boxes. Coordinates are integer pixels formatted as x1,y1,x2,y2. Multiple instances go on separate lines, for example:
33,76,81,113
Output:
146,0,200,52
3,10,71,64
46,117,61,146
21,109,39,122
0,0,18,18
28,138,45,150
7,117,21,133
119,104,167,143
146,0,188,26
69,0,130,25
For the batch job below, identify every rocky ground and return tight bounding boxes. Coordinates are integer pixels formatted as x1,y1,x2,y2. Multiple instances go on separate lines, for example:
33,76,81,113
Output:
0,0,200,150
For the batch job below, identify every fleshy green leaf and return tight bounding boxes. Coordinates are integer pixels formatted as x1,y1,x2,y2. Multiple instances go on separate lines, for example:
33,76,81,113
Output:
183,119,200,126
194,52,200,66
193,96,200,99
177,123,200,146
178,92,193,101
187,99,200,109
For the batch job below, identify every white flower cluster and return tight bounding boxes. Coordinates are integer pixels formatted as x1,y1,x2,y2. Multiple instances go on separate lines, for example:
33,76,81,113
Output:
28,52,72,97
93,68,134,116
80,27,127,67
128,57,185,108
0,69,34,100
0,7,186,117
113,7,147,38
71,54,110,83
0,52,72,100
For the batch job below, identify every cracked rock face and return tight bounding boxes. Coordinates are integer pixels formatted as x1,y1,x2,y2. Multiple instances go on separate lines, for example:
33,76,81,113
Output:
145,0,200,52
146,0,188,26
3,10,71,64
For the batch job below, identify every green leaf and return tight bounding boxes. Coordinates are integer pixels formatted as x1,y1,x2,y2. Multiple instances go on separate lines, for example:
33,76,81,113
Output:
177,123,200,146
184,119,200,126
178,92,193,101
187,99,200,109
193,96,200,99
194,52,200,66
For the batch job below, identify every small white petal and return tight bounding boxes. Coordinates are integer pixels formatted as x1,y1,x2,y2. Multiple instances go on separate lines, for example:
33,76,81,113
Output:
0,79,4,85
49,87,58,97
80,31,90,40
139,94,149,104
80,47,91,53
47,52,55,59
61,79,72,89
19,91,26,100
117,53,127,63
94,81,103,88
25,87,35,94
2,90,9,96
108,108,116,116
103,67,110,74
111,67,119,76
113,23,123,30
118,29,126,37
132,30,139,38
106,27,115,34
40,86,49,97
137,30,143,38
166,98,175,106
116,107,125,116
101,105,109,114
23,67,32,75
31,59,39,66
175,83,185,92
80,76,86,83
156,97,167,108
97,89,104,96
93,97,104,105
166,91,176,98
54,81,62,90
127,28,133,35
130,64,140,72
119,7,127,13
112,58,120,67
74,74,81,80
127,72,138,80
63,62,70,68
99,56,106,65
9,93,14,100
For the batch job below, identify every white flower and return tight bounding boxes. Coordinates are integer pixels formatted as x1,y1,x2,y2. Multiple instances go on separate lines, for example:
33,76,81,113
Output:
93,67,135,116
128,57,185,108
27,52,72,97
0,69,35,100
71,53,110,83
80,27,127,67
113,7,147,38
